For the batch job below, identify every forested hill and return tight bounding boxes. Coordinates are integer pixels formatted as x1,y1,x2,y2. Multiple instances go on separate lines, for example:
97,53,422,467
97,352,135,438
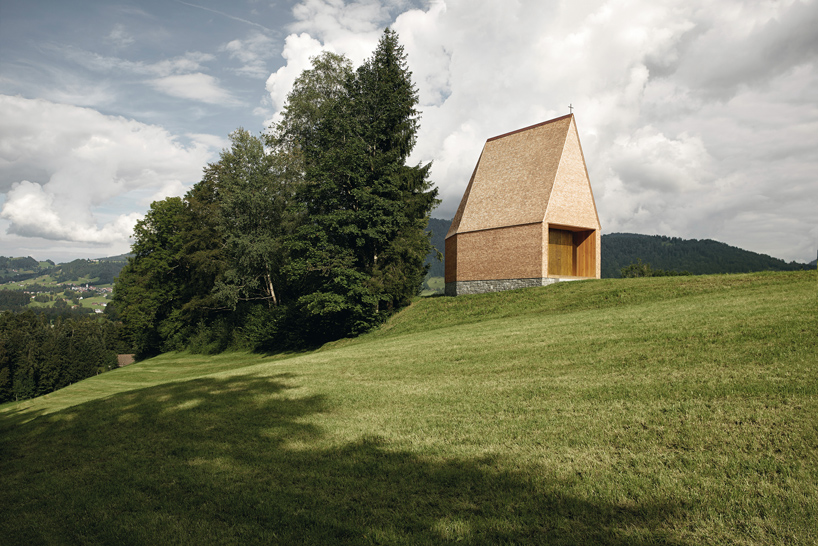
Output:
51,258,129,285
601,233,810,277
421,220,811,279
424,218,451,278
0,256,129,285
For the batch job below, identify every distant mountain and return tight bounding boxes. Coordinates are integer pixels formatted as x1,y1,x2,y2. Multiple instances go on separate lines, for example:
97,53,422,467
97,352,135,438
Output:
0,255,129,285
52,258,128,285
601,233,811,278
420,223,812,280
0,256,52,283
96,253,132,262
424,218,451,278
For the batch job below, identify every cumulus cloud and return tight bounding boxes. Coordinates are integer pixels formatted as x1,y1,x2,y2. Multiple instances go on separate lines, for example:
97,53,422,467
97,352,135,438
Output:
0,95,216,248
265,32,329,122
265,0,818,261
264,0,392,125
2,181,141,243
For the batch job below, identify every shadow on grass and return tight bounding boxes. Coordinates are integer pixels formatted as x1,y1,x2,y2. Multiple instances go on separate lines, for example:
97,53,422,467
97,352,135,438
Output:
1,375,688,545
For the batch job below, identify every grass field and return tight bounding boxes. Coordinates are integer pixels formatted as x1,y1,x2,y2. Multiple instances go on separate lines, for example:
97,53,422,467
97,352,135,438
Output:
1,271,816,545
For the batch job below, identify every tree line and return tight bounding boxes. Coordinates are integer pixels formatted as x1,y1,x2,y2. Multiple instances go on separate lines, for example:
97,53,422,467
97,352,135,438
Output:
601,233,811,278
111,29,439,358
0,256,126,285
0,312,125,403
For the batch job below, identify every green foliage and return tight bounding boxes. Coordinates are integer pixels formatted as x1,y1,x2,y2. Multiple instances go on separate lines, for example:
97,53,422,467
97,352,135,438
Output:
0,311,119,402
113,197,189,356
423,218,450,279
111,29,436,354
281,29,438,342
0,255,47,283
273,51,353,164
112,186,229,357
603,232,812,278
620,258,691,278
0,291,30,310
53,258,126,285
213,128,296,310
0,256,39,271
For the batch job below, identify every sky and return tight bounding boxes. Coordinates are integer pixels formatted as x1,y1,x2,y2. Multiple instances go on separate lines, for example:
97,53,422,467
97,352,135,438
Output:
1,0,816,264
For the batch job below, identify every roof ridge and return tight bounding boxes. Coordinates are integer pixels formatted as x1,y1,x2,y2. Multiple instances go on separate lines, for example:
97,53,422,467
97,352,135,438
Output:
486,113,573,142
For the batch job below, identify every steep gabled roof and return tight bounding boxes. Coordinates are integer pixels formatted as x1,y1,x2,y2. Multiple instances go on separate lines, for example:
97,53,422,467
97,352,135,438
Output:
447,113,598,238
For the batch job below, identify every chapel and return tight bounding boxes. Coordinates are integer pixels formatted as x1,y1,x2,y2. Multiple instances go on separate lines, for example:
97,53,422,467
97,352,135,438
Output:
445,113,601,296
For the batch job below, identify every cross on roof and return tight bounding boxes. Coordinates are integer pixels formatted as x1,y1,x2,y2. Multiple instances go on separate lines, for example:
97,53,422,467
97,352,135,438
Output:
569,104,573,114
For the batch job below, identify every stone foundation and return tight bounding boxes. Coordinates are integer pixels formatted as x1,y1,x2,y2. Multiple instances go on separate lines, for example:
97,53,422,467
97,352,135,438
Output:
445,277,577,296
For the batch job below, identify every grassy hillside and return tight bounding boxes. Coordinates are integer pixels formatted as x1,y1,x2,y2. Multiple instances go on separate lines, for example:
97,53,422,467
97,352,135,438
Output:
1,271,816,545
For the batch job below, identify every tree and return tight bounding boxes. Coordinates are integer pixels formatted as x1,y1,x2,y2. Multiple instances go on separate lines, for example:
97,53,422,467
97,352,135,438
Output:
110,29,438,352
280,29,438,340
113,197,188,356
272,51,354,163
0,312,118,402
620,258,691,278
348,28,439,311
620,258,654,278
212,129,297,310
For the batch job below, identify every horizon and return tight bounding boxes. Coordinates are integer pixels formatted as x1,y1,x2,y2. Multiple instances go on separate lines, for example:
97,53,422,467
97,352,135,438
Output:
4,227,815,266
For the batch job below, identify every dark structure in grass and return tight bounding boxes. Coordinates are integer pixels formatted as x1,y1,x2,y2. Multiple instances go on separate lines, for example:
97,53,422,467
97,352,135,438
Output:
445,114,601,296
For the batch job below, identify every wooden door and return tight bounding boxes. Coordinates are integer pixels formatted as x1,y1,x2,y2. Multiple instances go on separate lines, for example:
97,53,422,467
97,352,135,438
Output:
548,228,574,276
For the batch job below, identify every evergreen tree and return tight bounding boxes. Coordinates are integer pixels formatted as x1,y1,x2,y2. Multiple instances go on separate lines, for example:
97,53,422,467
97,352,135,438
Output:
282,29,438,341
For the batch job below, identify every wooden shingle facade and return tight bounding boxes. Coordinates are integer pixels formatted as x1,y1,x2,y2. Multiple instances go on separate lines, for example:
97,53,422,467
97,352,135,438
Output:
445,114,601,296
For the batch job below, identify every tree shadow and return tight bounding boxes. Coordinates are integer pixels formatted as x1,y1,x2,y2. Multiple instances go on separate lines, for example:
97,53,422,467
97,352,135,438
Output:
1,375,689,545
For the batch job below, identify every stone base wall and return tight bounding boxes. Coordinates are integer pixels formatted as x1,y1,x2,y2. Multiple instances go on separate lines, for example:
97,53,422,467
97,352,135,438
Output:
445,277,566,296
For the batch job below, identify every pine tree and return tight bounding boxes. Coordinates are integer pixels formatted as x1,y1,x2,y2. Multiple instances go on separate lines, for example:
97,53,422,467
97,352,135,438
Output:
282,29,438,341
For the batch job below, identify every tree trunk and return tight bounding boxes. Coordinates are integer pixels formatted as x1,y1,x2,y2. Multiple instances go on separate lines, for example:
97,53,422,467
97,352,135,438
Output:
265,272,278,306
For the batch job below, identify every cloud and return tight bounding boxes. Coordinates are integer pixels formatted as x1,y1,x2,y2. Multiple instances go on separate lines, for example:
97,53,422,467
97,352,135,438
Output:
221,32,279,78
0,95,216,248
670,0,818,99
150,73,240,104
57,47,236,104
264,0,397,125
2,181,141,243
61,47,216,78
264,0,817,261
106,24,135,48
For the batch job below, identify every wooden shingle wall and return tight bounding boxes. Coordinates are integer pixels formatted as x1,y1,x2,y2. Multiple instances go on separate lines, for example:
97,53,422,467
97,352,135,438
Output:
446,223,542,282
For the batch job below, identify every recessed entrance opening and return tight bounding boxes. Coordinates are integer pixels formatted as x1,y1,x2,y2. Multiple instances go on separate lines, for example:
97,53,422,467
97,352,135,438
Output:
548,226,596,277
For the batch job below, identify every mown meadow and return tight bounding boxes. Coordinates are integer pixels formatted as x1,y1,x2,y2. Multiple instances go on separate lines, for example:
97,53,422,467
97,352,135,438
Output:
1,270,816,545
